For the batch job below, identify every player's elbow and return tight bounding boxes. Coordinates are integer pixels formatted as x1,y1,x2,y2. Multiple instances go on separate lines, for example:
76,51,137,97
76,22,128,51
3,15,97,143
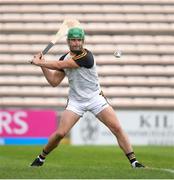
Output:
47,80,58,87
50,83,57,87
49,82,59,87
49,80,62,87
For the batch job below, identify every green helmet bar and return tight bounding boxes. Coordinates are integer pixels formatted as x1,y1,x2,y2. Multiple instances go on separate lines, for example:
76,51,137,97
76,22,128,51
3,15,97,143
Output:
67,27,85,39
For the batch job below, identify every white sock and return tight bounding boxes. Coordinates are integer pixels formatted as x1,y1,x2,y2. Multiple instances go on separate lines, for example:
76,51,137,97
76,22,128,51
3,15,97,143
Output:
38,156,45,162
131,160,138,168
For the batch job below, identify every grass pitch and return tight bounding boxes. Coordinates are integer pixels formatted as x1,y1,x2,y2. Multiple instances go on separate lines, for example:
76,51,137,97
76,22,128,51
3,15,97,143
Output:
0,145,173,179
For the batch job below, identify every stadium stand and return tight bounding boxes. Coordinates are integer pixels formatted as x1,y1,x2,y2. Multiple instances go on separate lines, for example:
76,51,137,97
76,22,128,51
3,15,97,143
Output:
0,0,174,109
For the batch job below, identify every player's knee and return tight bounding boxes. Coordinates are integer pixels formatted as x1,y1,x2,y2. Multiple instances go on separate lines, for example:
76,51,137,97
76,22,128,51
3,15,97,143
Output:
112,124,123,135
55,131,66,140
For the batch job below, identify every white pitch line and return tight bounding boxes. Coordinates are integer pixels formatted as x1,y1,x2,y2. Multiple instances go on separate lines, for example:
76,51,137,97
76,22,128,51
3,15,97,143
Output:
147,167,174,174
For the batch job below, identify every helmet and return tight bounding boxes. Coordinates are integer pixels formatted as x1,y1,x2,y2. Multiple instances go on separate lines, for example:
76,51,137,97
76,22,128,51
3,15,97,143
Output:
67,27,85,39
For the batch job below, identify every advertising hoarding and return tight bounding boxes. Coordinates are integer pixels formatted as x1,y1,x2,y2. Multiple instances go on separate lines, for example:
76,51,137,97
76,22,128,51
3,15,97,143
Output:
71,110,174,145
0,110,57,145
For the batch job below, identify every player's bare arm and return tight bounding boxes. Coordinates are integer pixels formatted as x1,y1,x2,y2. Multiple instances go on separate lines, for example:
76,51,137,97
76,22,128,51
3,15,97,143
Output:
31,53,66,87
43,69,65,87
32,52,79,70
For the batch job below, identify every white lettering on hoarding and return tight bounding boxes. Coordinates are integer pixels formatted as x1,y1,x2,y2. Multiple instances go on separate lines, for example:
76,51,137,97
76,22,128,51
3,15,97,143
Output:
0,111,28,135
13,112,28,134
0,112,12,134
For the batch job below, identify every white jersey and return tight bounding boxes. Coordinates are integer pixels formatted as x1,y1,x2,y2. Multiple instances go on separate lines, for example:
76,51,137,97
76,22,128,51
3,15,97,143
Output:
60,49,101,102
